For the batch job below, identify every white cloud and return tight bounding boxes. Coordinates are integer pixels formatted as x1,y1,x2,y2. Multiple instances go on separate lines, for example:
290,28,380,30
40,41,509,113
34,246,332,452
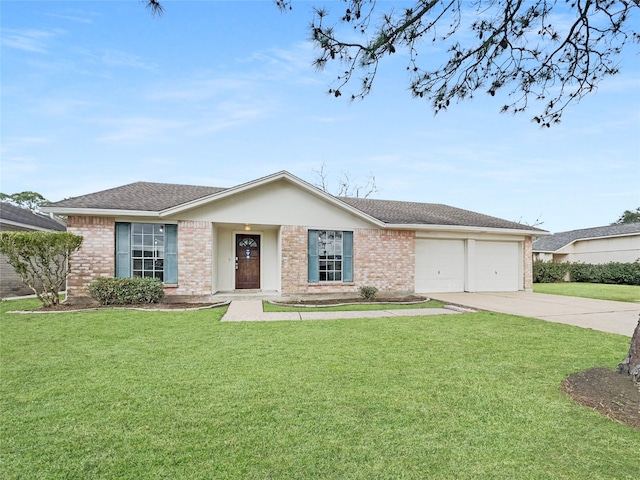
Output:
97,117,188,143
101,49,158,71
1,28,64,53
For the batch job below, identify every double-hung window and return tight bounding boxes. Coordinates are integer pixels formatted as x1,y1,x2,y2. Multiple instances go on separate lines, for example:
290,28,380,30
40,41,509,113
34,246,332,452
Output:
308,230,353,283
115,223,178,284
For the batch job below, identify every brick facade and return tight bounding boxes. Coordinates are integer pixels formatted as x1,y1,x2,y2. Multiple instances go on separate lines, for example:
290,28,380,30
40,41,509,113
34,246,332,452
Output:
280,225,415,296
524,236,533,292
172,220,213,298
65,217,531,302
66,216,115,299
354,229,415,294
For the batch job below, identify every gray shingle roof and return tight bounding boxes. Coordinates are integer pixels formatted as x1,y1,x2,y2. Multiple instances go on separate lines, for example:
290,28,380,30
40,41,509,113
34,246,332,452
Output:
532,223,640,252
339,197,542,230
0,202,66,231
46,182,227,211
44,177,544,232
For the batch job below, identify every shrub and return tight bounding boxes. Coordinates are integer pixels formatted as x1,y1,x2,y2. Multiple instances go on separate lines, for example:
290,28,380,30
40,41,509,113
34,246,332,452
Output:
570,261,640,285
0,231,83,307
88,277,165,305
534,260,640,285
533,261,571,283
359,285,378,301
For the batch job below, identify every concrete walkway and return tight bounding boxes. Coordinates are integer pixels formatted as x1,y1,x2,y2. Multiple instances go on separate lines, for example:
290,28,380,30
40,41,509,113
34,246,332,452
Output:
431,291,639,337
221,300,460,322
221,292,640,337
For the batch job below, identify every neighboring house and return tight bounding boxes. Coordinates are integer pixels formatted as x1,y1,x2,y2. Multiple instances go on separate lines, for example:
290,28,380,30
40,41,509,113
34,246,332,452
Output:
41,171,546,303
532,223,640,264
0,202,67,298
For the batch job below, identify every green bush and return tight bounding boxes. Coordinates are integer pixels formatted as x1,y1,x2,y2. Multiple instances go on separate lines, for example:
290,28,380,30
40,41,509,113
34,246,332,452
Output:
533,261,571,283
534,260,640,285
570,261,640,285
0,231,83,307
88,277,165,305
359,285,378,301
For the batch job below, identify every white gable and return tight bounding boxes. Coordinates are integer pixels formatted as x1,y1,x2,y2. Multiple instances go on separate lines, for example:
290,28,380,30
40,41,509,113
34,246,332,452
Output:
169,178,377,229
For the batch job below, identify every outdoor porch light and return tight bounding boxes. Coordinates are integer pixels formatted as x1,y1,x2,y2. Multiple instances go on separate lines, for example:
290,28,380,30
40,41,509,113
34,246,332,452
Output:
244,224,251,231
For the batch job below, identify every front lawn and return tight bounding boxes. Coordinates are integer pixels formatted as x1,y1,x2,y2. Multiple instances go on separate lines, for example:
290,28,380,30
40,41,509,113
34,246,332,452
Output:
533,282,640,303
1,298,637,479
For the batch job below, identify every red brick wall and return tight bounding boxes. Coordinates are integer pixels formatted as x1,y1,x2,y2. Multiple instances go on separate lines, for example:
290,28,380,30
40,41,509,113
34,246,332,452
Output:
524,236,533,291
354,229,415,293
280,225,415,296
171,220,212,297
66,216,115,299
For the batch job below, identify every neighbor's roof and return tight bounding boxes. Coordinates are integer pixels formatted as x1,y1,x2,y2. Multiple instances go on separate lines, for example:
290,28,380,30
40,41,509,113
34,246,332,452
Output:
0,202,66,231
44,173,545,232
532,222,640,252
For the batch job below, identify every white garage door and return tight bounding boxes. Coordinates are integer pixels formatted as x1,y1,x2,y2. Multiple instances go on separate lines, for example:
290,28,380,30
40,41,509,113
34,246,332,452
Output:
475,241,520,292
415,239,465,293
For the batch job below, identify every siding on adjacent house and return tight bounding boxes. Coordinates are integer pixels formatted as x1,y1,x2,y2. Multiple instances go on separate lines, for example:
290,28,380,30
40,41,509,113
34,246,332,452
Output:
1,223,34,298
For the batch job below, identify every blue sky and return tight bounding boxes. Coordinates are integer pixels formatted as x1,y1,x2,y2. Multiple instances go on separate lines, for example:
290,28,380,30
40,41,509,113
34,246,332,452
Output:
2,0,639,233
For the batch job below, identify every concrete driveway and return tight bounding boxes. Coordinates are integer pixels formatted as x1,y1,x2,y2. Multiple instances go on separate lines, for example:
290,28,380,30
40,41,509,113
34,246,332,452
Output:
430,291,639,337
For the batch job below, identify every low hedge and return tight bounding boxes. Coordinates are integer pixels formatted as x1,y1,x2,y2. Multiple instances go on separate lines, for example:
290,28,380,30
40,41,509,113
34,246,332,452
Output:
533,261,571,283
88,277,165,305
533,260,640,285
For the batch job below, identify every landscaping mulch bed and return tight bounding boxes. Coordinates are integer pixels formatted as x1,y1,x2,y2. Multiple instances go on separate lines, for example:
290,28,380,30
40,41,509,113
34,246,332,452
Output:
562,367,640,430
274,295,428,306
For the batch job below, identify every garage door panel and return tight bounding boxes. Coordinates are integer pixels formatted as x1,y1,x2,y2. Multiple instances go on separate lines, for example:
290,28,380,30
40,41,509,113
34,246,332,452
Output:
475,241,519,292
415,239,465,292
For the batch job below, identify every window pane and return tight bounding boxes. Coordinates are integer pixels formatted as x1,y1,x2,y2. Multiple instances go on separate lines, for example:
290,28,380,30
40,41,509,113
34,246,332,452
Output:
130,223,168,282
315,230,346,282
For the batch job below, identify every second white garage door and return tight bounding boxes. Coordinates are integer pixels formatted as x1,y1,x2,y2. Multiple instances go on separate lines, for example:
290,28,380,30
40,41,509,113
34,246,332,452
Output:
474,241,520,292
415,239,465,293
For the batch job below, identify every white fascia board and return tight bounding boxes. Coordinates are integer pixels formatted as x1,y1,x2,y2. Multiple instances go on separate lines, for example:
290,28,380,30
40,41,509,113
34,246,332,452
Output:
40,207,161,217
159,170,387,227
389,223,550,236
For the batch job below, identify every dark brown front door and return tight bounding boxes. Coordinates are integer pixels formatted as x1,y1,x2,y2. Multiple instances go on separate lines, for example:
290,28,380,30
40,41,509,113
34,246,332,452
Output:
235,234,260,289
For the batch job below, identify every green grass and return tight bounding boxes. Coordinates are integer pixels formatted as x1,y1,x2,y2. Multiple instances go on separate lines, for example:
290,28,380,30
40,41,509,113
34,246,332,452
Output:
533,282,640,303
1,298,638,479
264,299,444,312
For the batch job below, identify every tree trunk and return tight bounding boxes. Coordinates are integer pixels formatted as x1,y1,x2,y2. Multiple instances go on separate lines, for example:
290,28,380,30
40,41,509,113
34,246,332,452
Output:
617,316,640,383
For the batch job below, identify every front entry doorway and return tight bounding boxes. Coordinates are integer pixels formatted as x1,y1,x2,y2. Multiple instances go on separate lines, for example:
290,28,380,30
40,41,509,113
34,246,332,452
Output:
235,234,260,289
